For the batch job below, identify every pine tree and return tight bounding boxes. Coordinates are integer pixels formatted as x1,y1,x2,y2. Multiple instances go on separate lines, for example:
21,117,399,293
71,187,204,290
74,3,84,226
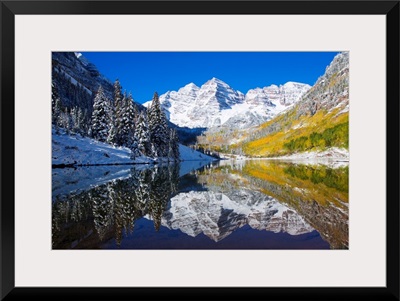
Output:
107,103,116,145
130,136,141,160
60,108,71,134
107,97,117,145
70,106,81,134
107,122,118,145
118,93,136,147
147,92,170,158
113,79,123,108
77,108,86,136
52,81,60,123
134,111,151,156
91,86,112,142
108,79,123,145
53,98,62,134
51,81,63,135
169,128,180,161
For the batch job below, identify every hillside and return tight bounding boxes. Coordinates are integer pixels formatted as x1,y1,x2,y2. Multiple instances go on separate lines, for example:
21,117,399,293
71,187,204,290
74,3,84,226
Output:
52,127,216,167
229,52,349,158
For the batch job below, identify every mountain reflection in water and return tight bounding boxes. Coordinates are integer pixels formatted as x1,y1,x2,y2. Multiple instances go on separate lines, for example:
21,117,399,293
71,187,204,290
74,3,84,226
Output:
52,159,348,249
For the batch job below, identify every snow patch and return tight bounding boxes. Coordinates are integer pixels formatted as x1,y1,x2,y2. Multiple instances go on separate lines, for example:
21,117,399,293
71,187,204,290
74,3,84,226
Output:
267,147,349,168
52,127,216,166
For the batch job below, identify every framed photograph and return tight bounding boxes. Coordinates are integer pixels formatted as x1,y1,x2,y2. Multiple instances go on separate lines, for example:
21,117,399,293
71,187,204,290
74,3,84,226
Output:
2,0,399,300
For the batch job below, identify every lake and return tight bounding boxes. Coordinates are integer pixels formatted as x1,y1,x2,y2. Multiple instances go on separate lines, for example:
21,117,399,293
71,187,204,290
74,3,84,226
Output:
52,159,348,249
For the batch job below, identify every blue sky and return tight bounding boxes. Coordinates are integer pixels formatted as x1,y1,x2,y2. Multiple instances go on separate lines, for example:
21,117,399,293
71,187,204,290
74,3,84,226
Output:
81,52,340,104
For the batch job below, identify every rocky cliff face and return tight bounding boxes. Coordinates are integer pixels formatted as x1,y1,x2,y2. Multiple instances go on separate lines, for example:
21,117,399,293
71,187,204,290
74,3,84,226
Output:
143,77,310,129
297,52,349,117
52,52,115,112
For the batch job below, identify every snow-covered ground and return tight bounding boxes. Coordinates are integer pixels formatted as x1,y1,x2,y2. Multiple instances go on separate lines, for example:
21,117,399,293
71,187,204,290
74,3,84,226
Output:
273,147,349,160
52,128,216,166
265,147,349,168
179,144,217,162
52,129,217,198
219,147,349,168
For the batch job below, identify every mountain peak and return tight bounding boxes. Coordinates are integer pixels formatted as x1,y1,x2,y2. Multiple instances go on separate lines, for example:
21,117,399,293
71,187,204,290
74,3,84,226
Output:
281,82,312,93
183,82,199,90
177,82,200,95
204,77,228,86
144,77,310,129
284,81,309,88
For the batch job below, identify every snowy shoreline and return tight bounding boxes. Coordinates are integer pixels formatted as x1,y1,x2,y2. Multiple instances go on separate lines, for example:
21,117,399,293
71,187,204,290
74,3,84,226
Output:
221,147,348,160
52,129,217,197
52,128,216,167
268,147,349,161
219,147,349,168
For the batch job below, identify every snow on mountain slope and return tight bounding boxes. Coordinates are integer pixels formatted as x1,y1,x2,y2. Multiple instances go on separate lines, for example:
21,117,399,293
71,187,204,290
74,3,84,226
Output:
52,127,216,166
160,188,314,242
143,78,311,129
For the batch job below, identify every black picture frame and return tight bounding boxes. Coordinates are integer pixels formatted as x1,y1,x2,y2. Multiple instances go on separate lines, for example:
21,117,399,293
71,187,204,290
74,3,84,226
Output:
1,1,399,300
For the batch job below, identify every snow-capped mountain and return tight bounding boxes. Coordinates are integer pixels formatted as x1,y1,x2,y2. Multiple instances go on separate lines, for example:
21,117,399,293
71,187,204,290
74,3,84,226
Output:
143,77,311,129
159,189,313,242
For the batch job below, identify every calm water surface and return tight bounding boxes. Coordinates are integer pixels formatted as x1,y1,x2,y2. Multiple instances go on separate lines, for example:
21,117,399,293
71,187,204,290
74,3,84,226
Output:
52,159,348,249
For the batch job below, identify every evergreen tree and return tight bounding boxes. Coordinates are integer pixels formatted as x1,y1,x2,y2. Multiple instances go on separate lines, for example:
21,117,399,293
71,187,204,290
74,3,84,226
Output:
51,81,63,135
107,122,118,145
91,86,112,142
53,98,62,133
52,81,60,122
106,97,116,145
130,136,141,160
69,106,87,136
60,107,72,134
118,93,136,147
169,128,180,161
77,107,87,136
108,79,123,145
70,107,78,134
107,103,116,145
134,111,151,156
147,92,170,157
113,79,123,108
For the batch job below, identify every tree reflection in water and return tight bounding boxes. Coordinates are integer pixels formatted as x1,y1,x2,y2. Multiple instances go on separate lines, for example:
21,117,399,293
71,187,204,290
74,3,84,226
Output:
52,160,348,249
52,164,180,249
